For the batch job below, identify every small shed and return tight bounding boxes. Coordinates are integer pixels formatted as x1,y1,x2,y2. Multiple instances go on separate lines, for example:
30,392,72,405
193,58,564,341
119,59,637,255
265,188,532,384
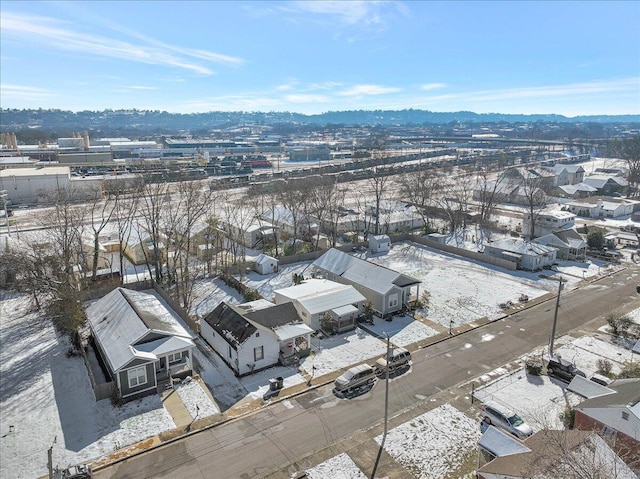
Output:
254,253,278,275
369,234,391,254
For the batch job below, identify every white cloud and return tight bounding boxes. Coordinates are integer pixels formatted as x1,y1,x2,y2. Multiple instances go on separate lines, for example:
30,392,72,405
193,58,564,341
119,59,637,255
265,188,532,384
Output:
338,84,402,96
419,83,447,91
125,85,159,91
1,12,244,75
0,84,53,102
284,94,330,103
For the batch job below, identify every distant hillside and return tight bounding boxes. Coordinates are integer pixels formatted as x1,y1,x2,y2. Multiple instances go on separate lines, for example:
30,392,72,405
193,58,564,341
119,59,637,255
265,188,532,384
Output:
1,108,639,132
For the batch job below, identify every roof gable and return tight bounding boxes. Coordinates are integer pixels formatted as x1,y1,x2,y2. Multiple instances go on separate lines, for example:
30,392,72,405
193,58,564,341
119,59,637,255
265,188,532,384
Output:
203,302,257,347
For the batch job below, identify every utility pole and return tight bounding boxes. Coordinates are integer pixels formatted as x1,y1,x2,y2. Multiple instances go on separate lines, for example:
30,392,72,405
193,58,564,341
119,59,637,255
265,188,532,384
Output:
549,277,564,357
47,436,56,479
371,334,391,479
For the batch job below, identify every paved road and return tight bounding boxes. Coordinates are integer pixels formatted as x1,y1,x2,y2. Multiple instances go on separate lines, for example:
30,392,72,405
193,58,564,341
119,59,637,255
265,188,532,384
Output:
96,268,640,479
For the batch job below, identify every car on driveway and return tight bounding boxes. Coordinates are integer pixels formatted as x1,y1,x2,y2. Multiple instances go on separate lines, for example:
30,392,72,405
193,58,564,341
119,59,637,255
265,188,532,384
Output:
480,401,533,439
546,356,586,383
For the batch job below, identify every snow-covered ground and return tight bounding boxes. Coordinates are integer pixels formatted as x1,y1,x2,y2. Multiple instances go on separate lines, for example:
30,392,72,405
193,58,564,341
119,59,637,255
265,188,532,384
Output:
175,379,220,419
299,329,388,377
0,293,176,479
305,453,367,479
366,241,557,329
189,277,243,318
359,314,439,347
375,403,480,479
240,365,306,401
474,333,634,432
241,261,314,301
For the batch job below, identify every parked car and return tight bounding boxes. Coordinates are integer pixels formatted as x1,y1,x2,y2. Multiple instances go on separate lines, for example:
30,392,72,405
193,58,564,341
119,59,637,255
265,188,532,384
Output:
589,373,613,387
374,347,411,374
334,364,376,393
480,401,533,439
546,356,586,383
636,283,640,294
61,464,92,479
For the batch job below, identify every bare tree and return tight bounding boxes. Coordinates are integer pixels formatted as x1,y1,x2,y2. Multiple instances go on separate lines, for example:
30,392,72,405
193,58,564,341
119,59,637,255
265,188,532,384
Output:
138,178,171,283
609,136,640,196
275,180,307,254
517,168,550,239
112,194,139,285
87,191,118,281
397,168,441,233
475,169,506,225
368,167,390,236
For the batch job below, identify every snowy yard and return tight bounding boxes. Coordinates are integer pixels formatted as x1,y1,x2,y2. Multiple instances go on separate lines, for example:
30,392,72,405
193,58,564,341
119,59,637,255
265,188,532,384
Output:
367,241,556,328
359,314,440,347
299,328,388,377
474,333,634,432
375,403,480,479
0,293,176,479
240,260,314,301
189,277,243,318
175,380,220,419
305,453,367,479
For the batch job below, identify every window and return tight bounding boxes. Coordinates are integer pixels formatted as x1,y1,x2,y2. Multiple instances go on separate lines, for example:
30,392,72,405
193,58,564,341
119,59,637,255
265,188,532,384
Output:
128,366,147,388
622,411,629,421
254,346,264,362
256,332,260,337
168,352,182,364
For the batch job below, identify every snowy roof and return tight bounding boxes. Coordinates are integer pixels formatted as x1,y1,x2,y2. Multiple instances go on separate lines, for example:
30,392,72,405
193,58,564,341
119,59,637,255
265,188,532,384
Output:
332,304,359,316
558,183,598,195
271,323,314,341
583,175,629,188
577,378,640,411
566,375,615,398
255,253,277,265
478,426,531,457
134,335,195,357
203,301,304,347
275,278,366,315
313,248,420,295
0,166,71,177
486,238,556,256
85,288,194,372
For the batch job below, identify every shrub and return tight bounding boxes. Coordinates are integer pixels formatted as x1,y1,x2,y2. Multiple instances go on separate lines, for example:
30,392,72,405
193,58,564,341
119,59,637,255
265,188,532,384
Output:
596,359,613,376
607,314,633,338
619,361,640,378
587,229,605,250
525,357,543,376
243,288,261,302
562,406,575,429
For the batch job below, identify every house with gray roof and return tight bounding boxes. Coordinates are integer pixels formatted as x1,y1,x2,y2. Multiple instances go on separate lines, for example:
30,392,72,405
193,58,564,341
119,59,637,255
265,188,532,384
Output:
582,175,629,196
85,287,196,401
201,301,312,375
534,229,587,261
574,378,640,461
312,248,421,316
484,238,557,271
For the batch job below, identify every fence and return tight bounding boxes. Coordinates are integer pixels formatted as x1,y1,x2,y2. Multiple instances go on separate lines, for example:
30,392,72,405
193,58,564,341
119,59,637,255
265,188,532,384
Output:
388,232,517,271
80,346,117,401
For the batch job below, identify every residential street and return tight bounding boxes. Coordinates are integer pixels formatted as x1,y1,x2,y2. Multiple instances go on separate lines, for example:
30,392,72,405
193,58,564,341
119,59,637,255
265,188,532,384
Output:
95,267,640,479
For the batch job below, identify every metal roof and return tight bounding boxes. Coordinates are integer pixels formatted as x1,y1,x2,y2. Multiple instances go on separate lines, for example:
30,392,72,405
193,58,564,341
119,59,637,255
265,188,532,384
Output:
566,375,615,399
478,426,531,457
275,279,366,315
272,323,314,341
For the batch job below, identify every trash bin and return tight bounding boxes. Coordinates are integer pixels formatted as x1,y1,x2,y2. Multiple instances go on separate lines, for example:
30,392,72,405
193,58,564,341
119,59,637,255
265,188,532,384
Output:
269,377,284,391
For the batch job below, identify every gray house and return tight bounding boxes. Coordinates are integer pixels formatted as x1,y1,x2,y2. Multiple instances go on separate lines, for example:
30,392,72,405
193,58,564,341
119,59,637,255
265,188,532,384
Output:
85,287,196,401
312,248,421,316
484,239,557,271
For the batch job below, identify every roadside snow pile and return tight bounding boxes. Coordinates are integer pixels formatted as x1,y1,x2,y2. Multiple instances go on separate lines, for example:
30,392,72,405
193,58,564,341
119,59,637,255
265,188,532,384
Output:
375,403,480,479
299,329,387,377
305,452,367,479
175,379,220,419
360,315,438,347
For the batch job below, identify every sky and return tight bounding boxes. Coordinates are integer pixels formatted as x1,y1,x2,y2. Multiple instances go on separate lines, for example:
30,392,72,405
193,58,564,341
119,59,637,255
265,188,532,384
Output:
1,1,639,116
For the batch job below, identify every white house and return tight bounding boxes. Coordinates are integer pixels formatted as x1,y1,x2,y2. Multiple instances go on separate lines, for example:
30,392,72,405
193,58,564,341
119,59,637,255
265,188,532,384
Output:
484,238,557,271
254,253,278,275
369,234,391,254
522,209,576,238
564,197,640,219
312,248,421,316
274,278,366,332
201,300,312,376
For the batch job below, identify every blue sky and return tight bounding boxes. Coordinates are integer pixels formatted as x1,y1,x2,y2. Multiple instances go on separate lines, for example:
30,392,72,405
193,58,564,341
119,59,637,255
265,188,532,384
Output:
1,1,639,116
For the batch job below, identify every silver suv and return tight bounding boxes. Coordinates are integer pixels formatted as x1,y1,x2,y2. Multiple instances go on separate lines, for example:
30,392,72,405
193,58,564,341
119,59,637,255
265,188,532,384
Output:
374,348,411,373
480,401,533,439
334,364,376,392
